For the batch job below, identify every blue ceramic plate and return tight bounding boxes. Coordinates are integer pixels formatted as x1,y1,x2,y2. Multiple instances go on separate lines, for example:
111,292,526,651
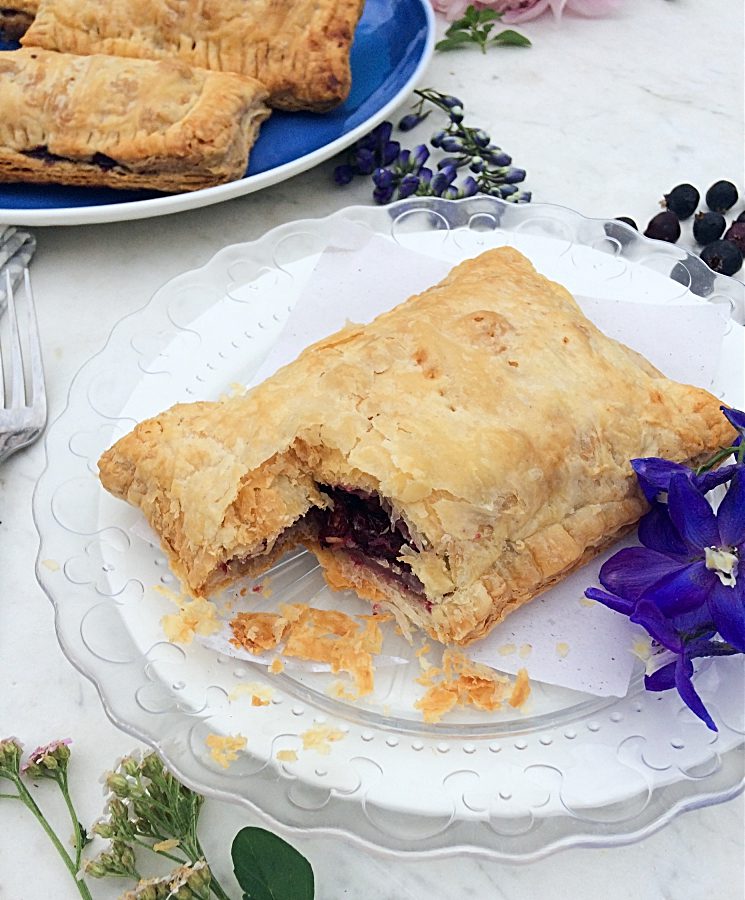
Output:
0,0,434,225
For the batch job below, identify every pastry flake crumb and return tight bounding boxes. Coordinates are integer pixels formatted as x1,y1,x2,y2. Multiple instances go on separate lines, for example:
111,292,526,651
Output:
268,657,285,674
518,642,532,659
230,605,390,699
230,611,290,652
300,724,345,755
415,651,529,724
41,558,60,571
153,838,180,853
228,683,274,705
508,667,531,708
556,641,570,658
498,642,516,656
276,749,298,763
161,597,221,644
205,733,246,768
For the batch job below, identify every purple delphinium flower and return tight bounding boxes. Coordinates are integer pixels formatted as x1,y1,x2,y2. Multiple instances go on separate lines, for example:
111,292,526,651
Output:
585,406,745,730
630,456,739,503
586,467,745,729
722,405,745,448
594,470,745,651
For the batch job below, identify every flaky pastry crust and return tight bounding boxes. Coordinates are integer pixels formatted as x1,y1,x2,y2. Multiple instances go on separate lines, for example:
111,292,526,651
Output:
22,0,365,111
0,48,270,192
99,248,735,645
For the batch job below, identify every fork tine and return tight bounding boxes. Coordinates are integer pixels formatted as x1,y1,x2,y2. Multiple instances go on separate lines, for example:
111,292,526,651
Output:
4,269,25,409
23,269,47,422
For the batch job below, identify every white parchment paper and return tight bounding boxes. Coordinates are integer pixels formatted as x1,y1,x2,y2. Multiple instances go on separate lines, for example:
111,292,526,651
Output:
228,230,730,697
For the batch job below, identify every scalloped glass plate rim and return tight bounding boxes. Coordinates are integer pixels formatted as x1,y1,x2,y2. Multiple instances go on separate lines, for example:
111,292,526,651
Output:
33,196,745,861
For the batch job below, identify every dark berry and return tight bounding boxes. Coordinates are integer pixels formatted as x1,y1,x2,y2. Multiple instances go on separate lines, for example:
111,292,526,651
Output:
705,180,739,213
736,210,745,223
644,210,681,243
615,216,638,230
692,211,726,245
724,221,745,255
700,240,743,276
662,183,699,219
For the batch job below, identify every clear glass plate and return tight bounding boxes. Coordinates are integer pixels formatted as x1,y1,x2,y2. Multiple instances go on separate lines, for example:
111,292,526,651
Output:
34,197,745,860
0,0,433,226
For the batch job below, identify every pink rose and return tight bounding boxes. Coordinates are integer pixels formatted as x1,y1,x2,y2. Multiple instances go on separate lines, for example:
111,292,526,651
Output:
431,1,621,23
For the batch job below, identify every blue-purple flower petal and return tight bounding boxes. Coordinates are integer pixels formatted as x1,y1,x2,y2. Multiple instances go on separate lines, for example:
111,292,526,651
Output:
696,464,740,494
630,599,684,652
667,473,720,551
706,579,745,653
721,405,745,436
644,660,676,691
584,587,635,615
598,547,687,601
715,468,745,548
674,655,717,731
637,503,689,558
631,457,690,501
644,560,712,616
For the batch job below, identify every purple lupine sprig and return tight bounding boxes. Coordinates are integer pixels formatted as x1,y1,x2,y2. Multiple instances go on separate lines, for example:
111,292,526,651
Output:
585,405,745,731
333,88,530,205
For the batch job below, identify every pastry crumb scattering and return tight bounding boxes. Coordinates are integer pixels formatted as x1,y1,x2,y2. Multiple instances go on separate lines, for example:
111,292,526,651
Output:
205,733,246,768
153,838,180,853
268,657,285,674
276,749,298,762
230,605,391,699
556,642,570,658
300,724,345,755
518,642,532,659
509,667,531,708
161,597,221,644
230,611,289,652
228,682,274,705
415,651,530,724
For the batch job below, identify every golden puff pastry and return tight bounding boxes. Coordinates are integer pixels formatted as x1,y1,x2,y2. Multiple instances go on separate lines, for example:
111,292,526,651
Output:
0,48,270,192
98,248,735,646
0,1,37,40
22,0,365,111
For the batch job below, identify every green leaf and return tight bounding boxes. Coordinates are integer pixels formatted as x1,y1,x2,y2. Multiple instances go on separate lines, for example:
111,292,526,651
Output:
232,827,314,900
492,29,532,47
435,33,477,52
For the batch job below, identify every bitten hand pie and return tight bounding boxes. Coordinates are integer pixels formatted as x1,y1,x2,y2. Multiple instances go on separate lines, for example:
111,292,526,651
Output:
22,0,365,111
0,49,270,192
98,248,735,645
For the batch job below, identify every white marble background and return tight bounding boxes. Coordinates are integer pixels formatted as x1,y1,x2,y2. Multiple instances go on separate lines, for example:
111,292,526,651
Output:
1,1,744,897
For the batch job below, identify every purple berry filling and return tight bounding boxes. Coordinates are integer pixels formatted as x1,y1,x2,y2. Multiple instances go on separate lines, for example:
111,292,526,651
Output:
317,485,426,599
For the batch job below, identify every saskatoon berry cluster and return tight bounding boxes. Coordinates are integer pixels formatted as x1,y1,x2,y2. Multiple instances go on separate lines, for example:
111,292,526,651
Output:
622,180,744,276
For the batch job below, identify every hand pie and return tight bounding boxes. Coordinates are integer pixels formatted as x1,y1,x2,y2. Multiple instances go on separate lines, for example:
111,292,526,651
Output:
0,48,270,192
22,0,365,111
0,1,37,40
98,248,734,645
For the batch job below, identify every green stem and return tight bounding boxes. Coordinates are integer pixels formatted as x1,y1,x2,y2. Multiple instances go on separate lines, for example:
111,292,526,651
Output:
0,792,21,799
57,771,85,869
190,835,231,900
13,778,94,900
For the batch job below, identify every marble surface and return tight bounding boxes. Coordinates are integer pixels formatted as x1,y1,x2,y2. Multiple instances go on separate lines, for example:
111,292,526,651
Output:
1,1,744,898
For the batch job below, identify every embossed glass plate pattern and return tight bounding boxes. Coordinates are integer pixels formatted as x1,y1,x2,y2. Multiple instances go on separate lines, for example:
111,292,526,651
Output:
0,0,433,226
34,198,745,860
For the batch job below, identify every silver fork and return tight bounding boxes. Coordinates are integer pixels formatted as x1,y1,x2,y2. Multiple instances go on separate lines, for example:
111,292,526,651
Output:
0,269,47,463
